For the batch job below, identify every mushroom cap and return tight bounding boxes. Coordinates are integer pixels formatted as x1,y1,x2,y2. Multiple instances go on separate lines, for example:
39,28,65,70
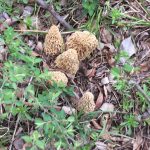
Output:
54,49,79,75
66,31,98,60
48,71,68,87
76,91,95,113
44,25,64,56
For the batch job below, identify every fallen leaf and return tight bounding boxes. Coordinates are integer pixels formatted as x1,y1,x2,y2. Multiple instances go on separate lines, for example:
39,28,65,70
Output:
100,27,112,43
132,135,143,150
101,131,111,140
36,42,43,51
13,138,24,150
86,68,96,78
120,36,136,63
140,62,149,72
108,56,115,66
62,106,76,115
22,6,34,18
18,23,27,31
31,51,41,57
61,0,67,6
95,91,104,109
101,77,109,85
91,119,102,130
103,85,108,99
94,141,107,150
100,103,114,112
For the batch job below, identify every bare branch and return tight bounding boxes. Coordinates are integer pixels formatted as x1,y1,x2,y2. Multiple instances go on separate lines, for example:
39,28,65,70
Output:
36,0,73,30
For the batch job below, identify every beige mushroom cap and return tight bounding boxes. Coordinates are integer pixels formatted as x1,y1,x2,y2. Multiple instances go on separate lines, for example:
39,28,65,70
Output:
48,71,68,87
76,91,95,114
44,25,64,56
66,31,98,60
55,49,79,75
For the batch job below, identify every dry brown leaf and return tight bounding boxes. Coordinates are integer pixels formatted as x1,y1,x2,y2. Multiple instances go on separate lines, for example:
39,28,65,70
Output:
43,62,50,70
13,138,24,150
108,57,115,66
132,135,143,150
94,141,108,150
31,51,41,57
140,62,149,72
18,23,27,31
101,131,111,140
91,119,102,130
86,68,96,78
36,42,43,51
95,91,104,109
103,85,108,99
100,27,112,43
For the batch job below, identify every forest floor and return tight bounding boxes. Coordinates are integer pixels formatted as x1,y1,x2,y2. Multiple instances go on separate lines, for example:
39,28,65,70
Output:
0,0,150,150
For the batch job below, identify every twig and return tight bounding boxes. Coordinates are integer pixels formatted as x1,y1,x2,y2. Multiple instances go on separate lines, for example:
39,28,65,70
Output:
9,77,33,150
36,0,73,30
129,80,150,104
0,127,9,138
9,116,20,150
14,29,75,34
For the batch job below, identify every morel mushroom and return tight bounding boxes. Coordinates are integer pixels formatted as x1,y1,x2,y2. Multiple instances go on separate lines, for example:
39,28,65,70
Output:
55,49,79,75
48,71,68,87
44,25,64,56
76,91,95,114
66,31,98,60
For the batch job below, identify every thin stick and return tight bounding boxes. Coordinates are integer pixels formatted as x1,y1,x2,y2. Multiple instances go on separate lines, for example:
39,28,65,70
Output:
14,29,75,35
129,80,150,104
9,77,33,150
36,0,73,30
9,117,20,150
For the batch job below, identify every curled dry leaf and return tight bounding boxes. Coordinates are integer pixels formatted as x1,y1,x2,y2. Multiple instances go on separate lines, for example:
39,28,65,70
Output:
95,91,104,109
103,85,108,99
91,119,102,130
100,103,115,112
62,106,76,115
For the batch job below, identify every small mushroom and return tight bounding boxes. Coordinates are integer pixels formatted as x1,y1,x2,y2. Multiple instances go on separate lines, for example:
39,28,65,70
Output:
44,25,64,56
55,49,79,75
66,31,98,60
48,71,68,87
76,91,95,114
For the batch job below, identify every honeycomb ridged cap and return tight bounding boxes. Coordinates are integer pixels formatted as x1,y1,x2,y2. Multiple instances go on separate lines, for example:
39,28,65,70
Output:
48,71,68,87
54,49,79,75
66,31,98,60
44,25,64,56
76,91,95,113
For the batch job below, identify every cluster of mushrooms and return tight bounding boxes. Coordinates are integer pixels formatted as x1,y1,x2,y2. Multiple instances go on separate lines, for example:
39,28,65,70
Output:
44,25,98,114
